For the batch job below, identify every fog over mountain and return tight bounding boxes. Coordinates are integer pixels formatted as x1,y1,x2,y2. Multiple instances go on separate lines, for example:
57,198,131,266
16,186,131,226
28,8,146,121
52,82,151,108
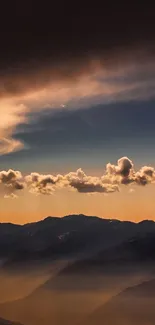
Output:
0,317,22,325
86,279,155,325
0,215,154,324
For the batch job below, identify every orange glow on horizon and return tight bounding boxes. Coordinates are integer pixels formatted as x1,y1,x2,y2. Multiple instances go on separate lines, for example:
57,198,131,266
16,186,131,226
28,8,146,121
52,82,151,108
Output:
1,184,155,224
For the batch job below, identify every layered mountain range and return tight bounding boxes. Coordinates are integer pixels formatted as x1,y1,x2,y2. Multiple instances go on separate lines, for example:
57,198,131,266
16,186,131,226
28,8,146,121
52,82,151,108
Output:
0,215,155,325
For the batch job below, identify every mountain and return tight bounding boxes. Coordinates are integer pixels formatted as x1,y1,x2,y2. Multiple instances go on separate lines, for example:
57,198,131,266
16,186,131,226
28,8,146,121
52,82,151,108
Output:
86,278,155,325
1,215,155,270
0,318,22,325
1,220,155,325
58,230,155,276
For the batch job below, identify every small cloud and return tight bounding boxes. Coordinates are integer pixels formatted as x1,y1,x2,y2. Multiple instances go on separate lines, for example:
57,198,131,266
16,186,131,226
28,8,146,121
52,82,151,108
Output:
0,137,24,156
0,169,25,197
129,188,135,193
4,193,18,199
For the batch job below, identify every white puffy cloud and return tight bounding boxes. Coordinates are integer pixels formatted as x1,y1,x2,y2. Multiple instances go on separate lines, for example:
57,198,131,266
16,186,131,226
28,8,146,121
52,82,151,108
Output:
105,157,155,186
0,169,25,197
63,168,119,193
1,157,155,198
134,166,155,186
4,193,18,199
25,172,62,195
24,168,120,195
106,156,133,177
104,157,134,185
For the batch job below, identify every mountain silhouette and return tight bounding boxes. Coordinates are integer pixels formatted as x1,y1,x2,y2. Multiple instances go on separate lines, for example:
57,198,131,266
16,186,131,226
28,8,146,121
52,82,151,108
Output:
1,215,155,270
0,216,155,325
0,216,155,324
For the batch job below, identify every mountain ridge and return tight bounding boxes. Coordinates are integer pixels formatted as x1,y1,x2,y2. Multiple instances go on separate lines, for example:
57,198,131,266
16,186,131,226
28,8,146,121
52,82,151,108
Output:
1,214,155,227
0,215,155,324
0,214,155,271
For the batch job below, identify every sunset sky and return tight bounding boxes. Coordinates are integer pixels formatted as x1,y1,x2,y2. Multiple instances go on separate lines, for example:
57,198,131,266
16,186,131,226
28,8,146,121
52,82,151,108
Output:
1,3,155,223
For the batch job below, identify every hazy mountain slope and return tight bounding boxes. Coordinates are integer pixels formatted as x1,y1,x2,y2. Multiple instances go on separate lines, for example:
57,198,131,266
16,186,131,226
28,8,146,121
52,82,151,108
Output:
0,216,155,324
86,278,155,325
0,272,149,325
0,318,22,325
1,231,155,325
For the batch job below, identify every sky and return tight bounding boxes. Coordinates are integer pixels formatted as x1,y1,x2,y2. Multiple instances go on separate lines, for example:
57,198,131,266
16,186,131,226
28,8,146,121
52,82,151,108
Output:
1,2,155,223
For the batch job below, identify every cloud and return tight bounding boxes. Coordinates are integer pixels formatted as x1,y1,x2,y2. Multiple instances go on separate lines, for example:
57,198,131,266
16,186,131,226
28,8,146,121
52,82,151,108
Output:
0,100,26,155
70,181,118,194
134,166,155,186
105,157,135,185
0,3,155,78
0,137,24,155
1,157,155,198
25,172,61,195
1,55,155,155
25,169,119,195
129,188,135,194
0,169,25,197
4,193,18,199
63,169,119,194
106,156,133,176
0,4,155,157
104,157,155,186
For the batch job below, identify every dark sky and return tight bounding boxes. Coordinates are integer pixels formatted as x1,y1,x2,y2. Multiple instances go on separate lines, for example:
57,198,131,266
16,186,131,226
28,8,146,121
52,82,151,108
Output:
0,2,155,70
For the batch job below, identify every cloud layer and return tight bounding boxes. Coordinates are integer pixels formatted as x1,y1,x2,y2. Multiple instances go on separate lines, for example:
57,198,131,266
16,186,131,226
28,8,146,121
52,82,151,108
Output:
1,55,155,155
0,3,155,155
1,157,155,198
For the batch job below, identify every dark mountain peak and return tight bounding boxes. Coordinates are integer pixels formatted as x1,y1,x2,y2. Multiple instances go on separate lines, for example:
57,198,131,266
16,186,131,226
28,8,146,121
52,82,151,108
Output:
62,214,102,225
63,214,94,220
1,215,155,228
63,214,118,224
138,219,155,226
41,216,60,223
